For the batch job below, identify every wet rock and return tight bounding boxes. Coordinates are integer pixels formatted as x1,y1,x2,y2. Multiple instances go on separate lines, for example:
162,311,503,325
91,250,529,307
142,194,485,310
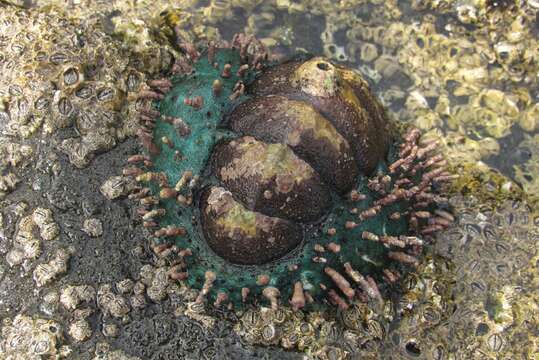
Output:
93,342,141,360
47,181,78,211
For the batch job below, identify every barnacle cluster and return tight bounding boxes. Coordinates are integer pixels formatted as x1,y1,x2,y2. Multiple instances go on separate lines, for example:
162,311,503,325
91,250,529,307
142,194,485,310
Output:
0,5,173,174
233,301,390,358
127,35,455,311
387,196,539,359
0,314,69,358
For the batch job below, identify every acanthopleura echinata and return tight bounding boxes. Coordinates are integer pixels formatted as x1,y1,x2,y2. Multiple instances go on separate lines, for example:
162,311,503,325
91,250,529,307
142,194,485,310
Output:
126,35,454,310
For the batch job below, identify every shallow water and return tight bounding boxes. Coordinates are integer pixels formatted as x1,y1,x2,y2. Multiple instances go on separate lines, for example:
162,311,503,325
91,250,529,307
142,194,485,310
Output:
22,0,539,196
101,0,539,200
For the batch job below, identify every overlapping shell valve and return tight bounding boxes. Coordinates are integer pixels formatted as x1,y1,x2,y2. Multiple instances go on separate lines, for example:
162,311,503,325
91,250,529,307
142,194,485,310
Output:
125,34,456,312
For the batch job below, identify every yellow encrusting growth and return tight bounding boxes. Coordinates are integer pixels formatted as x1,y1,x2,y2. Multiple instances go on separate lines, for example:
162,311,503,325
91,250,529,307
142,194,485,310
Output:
339,82,370,128
219,138,314,190
277,100,345,150
217,202,259,238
